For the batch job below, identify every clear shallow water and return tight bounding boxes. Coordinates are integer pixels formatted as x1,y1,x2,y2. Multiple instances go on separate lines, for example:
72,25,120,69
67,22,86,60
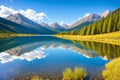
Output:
0,36,118,80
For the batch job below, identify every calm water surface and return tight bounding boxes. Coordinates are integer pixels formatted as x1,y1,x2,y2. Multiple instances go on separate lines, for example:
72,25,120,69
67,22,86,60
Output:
0,36,119,80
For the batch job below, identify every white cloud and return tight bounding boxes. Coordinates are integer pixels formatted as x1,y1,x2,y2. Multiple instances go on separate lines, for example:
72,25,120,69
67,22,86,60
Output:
0,49,47,64
19,9,48,22
0,5,17,17
0,5,50,22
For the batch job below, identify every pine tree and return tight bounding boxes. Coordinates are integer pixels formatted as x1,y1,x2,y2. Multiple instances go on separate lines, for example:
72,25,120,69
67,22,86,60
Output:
91,23,96,35
107,15,113,33
86,25,92,35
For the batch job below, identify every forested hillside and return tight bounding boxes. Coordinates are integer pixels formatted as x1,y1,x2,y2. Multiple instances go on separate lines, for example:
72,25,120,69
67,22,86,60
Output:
0,17,41,34
0,16,55,34
59,8,120,35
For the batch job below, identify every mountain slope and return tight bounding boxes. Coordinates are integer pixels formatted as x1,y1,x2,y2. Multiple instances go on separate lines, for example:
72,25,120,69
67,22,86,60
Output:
68,14,101,31
40,22,66,32
68,10,111,31
61,24,70,29
6,13,55,34
49,22,66,32
63,8,120,35
40,22,50,28
0,17,55,34
0,17,39,33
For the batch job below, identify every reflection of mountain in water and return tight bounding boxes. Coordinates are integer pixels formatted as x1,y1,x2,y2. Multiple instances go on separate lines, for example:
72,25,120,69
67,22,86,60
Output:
74,41,120,60
0,36,97,60
1,36,118,61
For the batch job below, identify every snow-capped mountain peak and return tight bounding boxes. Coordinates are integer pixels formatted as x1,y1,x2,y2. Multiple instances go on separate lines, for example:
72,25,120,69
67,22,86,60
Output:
101,10,111,18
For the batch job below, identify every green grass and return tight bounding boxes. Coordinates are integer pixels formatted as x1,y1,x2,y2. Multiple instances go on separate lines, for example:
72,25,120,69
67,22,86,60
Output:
54,31,120,46
62,67,87,80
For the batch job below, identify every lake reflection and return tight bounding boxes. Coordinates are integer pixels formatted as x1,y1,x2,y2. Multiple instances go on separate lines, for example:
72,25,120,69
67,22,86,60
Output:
0,36,113,80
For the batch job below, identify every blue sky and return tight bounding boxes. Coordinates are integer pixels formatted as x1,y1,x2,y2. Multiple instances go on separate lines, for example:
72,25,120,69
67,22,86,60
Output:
0,0,120,24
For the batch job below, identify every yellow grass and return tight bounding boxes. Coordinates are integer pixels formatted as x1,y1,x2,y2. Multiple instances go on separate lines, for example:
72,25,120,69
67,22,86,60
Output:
54,31,120,46
62,67,87,80
102,57,120,80
0,33,37,38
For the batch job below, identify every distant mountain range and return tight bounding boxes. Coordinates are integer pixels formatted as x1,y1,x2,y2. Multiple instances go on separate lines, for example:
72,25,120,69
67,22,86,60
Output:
0,17,47,34
68,10,110,31
0,10,111,34
5,13,56,34
40,22,66,32
6,13,69,33
49,22,67,31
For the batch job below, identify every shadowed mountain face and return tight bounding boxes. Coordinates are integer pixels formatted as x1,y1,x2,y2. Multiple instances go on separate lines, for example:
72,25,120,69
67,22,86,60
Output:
5,13,56,34
40,22,69,32
40,22,50,28
0,17,43,34
6,13,42,29
6,13,70,33
61,24,69,29
49,22,66,32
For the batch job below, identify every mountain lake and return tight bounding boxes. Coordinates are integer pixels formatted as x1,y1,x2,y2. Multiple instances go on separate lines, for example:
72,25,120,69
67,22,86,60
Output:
0,36,119,80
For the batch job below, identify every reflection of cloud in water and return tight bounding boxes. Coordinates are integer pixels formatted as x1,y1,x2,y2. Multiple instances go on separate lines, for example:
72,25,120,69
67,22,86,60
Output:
0,50,47,64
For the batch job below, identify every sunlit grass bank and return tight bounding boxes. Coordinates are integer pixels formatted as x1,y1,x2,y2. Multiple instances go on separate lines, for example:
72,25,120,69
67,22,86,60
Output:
102,57,120,80
0,33,37,38
55,31,120,46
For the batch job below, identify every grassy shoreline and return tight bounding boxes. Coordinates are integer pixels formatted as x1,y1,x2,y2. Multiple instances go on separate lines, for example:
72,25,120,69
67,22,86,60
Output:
0,33,37,38
54,31,120,46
